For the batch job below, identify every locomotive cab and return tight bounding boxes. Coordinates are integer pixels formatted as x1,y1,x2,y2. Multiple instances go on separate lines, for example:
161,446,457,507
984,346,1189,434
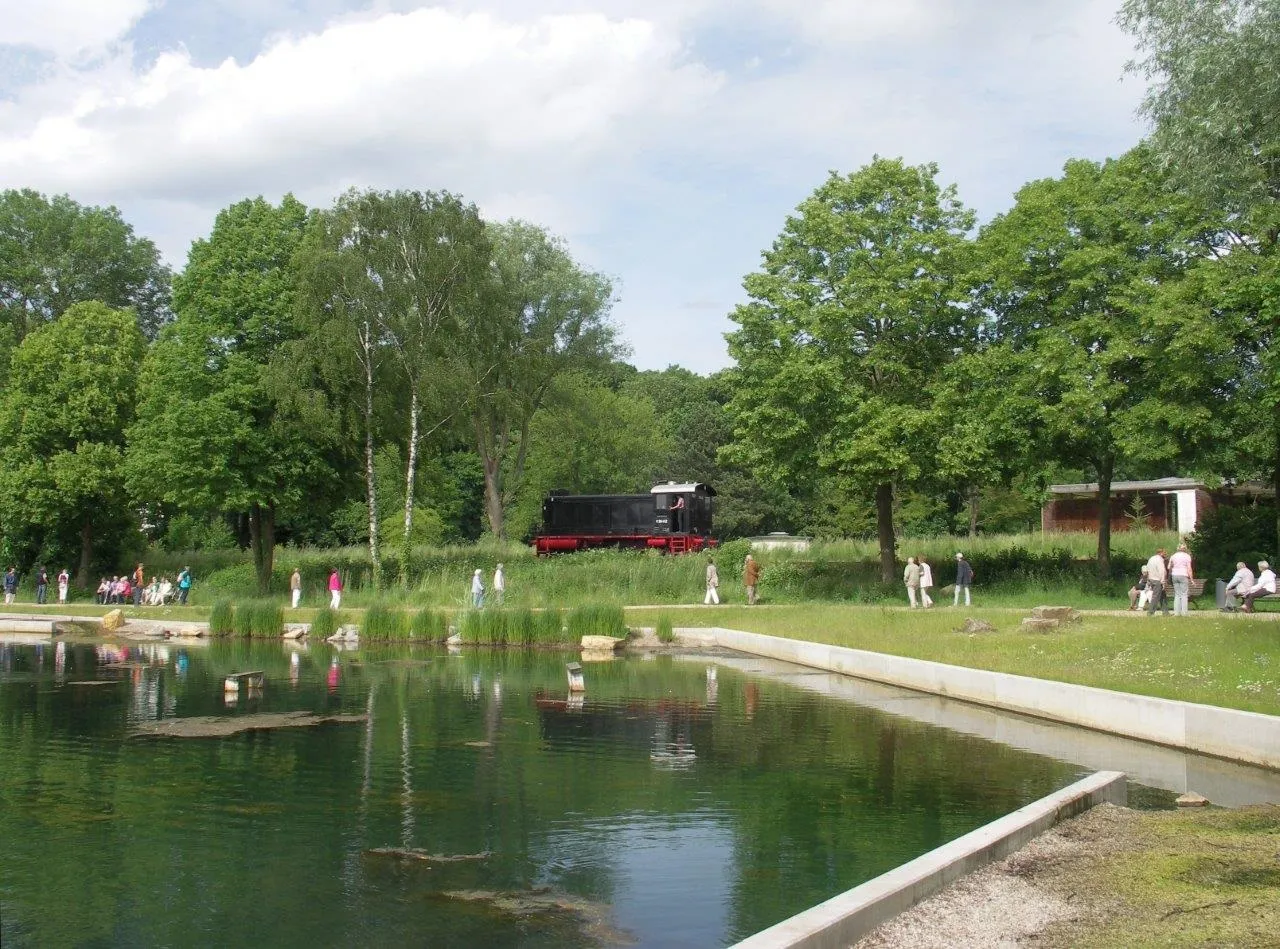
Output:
651,482,716,536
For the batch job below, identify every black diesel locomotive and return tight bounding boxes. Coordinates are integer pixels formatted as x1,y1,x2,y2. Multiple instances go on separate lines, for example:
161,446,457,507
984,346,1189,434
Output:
532,482,716,554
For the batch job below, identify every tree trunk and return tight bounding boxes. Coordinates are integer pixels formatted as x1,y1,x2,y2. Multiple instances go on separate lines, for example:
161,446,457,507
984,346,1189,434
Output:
362,323,381,588
967,486,980,539
1273,422,1280,562
875,482,896,583
78,519,92,588
401,388,420,586
248,503,276,595
482,452,505,539
1096,456,1114,581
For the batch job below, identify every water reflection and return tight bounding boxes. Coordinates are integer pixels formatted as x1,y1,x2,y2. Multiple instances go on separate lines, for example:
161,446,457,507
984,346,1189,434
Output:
0,640,1092,948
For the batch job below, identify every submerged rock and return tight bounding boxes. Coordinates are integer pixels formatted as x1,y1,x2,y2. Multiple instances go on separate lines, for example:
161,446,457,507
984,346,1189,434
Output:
363,848,491,863
131,711,366,739
441,889,635,946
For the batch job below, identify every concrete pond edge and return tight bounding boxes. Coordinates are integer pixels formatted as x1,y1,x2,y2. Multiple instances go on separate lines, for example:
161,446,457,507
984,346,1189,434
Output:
676,627,1280,770
729,770,1127,949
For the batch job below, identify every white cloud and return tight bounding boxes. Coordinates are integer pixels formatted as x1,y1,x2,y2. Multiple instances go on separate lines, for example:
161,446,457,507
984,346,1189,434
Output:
0,7,721,209
0,0,156,58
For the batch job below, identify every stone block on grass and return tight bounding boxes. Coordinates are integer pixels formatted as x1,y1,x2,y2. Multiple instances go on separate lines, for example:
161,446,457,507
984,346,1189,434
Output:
1031,606,1081,623
1021,617,1062,632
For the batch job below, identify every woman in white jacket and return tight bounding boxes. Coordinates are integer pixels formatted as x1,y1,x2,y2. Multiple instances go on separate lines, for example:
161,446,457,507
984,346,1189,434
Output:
919,556,934,608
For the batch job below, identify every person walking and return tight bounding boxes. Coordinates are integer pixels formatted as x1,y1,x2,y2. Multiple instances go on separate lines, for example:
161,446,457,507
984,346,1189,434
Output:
470,569,485,609
290,569,302,609
5,566,19,604
919,556,934,608
177,566,192,605
1145,548,1169,615
493,563,505,606
704,557,720,605
328,569,343,610
57,568,70,604
954,553,973,606
903,557,921,608
743,554,761,606
1169,543,1194,616
35,566,48,605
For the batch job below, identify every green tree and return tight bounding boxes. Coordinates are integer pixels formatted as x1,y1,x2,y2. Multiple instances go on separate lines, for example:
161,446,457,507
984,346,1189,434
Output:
0,302,145,581
0,189,171,342
972,148,1224,575
507,371,671,538
725,158,976,580
1120,0,1280,549
126,195,318,593
458,221,618,539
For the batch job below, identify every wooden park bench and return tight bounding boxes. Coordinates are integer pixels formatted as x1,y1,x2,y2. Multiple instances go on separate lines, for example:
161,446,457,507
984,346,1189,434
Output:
1161,578,1206,600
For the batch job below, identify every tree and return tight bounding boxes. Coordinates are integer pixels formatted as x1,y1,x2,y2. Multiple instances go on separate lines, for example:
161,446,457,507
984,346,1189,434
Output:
0,189,171,341
127,195,318,593
725,158,976,581
972,148,1225,575
1120,0,1280,550
0,302,145,582
458,221,618,538
507,371,671,539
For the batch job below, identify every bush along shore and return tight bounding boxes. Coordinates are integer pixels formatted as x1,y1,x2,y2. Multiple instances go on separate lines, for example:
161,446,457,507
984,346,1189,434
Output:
185,600,631,647
108,530,1193,611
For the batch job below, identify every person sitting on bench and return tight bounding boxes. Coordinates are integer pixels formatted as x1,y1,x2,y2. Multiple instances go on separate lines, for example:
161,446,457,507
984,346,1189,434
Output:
1241,561,1277,614
1222,561,1255,611
1128,566,1152,611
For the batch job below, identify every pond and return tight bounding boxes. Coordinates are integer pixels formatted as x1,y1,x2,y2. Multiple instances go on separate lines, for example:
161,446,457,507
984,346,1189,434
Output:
1,638,1094,948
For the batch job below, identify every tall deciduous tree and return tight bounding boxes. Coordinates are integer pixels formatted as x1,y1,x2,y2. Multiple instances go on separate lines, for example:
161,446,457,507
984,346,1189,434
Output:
1121,0,1280,549
127,195,316,593
0,302,145,581
725,158,976,581
973,148,1224,576
0,189,171,342
458,221,617,539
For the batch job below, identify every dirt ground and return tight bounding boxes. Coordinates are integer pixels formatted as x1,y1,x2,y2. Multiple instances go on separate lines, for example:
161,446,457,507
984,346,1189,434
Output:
854,802,1280,949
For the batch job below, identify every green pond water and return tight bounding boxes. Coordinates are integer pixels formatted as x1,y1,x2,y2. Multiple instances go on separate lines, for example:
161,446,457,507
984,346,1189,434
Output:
1,638,1091,948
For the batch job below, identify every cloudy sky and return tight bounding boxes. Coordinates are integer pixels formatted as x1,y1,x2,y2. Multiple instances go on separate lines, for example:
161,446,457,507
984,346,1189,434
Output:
0,0,1147,372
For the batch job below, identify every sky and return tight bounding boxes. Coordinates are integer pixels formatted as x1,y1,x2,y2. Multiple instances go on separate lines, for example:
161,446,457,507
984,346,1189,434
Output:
0,0,1148,373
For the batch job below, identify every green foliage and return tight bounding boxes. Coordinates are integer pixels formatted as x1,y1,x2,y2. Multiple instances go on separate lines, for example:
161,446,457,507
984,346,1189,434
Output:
208,601,235,636
0,301,147,575
309,607,342,639
0,188,171,342
714,538,752,578
655,614,675,643
231,600,283,639
361,603,410,641
409,608,448,641
725,157,977,580
460,609,509,645
1189,505,1276,585
566,604,627,639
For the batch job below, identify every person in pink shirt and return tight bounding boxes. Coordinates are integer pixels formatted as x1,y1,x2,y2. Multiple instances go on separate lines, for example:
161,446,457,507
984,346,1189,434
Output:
1168,543,1194,616
328,569,343,610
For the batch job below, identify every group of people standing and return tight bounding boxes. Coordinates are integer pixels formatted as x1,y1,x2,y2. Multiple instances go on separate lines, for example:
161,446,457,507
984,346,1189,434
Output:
32,567,71,605
903,554,973,608
470,564,505,608
1128,545,1194,615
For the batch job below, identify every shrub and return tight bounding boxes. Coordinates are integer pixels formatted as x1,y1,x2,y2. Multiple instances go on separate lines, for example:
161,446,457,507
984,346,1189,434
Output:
460,609,508,645
1190,504,1276,584
409,608,447,641
714,538,753,576
566,604,627,639
656,614,674,643
208,600,235,636
310,607,342,639
362,603,410,641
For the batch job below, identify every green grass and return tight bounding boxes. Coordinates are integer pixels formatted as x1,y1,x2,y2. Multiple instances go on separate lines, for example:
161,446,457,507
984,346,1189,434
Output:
361,603,410,641
655,614,675,643
409,608,448,642
565,604,627,639
626,603,1280,715
228,600,283,638
208,600,235,636
309,607,343,639
1047,806,1280,948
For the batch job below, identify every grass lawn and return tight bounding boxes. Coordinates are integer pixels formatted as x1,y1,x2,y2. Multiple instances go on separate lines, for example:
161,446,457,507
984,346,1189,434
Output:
626,603,1280,716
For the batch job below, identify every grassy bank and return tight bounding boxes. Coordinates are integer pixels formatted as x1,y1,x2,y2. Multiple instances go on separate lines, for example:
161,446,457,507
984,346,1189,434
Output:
628,604,1280,716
